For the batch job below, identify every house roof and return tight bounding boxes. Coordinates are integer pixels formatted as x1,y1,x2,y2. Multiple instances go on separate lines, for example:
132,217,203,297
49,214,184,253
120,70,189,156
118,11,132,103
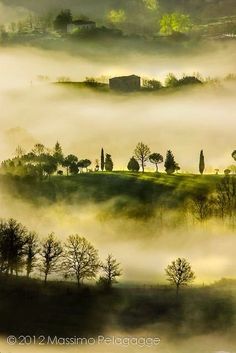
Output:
71,20,96,25
110,75,140,81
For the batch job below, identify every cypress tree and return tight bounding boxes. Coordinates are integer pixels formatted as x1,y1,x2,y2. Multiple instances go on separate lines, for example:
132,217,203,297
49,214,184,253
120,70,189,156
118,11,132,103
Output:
101,148,105,171
199,150,205,175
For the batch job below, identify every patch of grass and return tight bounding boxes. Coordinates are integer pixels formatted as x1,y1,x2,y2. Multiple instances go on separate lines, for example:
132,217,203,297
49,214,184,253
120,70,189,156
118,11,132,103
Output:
0,172,221,219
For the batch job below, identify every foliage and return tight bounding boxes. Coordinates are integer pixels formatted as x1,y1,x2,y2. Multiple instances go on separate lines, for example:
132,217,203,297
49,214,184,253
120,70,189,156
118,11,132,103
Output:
199,150,205,175
232,150,236,161
101,148,105,171
0,219,27,275
54,9,72,32
105,154,113,171
143,0,159,11
142,79,162,90
53,141,64,165
215,175,236,218
160,12,192,35
165,73,179,88
127,157,140,172
62,154,78,175
149,153,163,172
107,9,126,24
164,150,180,174
78,159,92,172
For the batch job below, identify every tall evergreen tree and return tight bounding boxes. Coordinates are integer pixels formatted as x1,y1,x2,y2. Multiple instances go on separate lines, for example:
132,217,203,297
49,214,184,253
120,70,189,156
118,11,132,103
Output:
164,150,179,175
101,148,105,171
199,150,205,175
53,141,64,165
105,154,113,171
127,157,140,172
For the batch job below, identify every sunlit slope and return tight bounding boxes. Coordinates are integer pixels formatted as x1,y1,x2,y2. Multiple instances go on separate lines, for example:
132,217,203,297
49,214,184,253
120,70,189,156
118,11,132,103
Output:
0,172,219,211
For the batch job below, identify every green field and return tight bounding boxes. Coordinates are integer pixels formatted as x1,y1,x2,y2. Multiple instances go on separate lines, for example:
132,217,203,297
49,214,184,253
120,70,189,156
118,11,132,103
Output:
0,275,235,338
0,172,220,219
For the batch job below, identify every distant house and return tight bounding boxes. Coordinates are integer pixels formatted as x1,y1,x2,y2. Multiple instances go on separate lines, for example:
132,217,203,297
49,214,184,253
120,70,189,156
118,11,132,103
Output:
109,75,141,92
67,20,96,33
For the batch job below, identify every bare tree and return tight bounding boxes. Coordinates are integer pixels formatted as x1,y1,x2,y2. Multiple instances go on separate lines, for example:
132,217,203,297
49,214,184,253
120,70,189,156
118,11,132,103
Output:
24,232,40,278
215,175,236,218
63,235,99,287
39,233,63,284
190,193,212,222
165,258,195,295
0,218,27,276
134,142,151,172
100,254,122,288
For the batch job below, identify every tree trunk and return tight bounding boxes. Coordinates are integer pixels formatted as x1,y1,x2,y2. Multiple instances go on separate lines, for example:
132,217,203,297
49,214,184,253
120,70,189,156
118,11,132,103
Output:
44,272,48,284
141,159,144,173
176,284,180,297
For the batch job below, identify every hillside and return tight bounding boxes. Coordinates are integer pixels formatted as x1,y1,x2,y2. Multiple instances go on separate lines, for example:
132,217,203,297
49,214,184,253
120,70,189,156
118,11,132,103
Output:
3,0,236,19
0,172,220,219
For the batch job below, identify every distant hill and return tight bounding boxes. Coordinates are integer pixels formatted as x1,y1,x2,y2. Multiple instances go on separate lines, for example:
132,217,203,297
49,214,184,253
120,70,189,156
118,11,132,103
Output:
2,0,236,19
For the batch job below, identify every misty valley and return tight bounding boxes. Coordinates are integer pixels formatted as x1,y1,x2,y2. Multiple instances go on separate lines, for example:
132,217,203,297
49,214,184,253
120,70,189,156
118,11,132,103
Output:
0,0,236,352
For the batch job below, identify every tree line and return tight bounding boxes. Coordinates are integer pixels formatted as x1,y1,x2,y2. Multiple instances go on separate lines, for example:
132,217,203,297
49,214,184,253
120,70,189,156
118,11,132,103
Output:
0,218,196,294
0,218,121,288
1,141,236,177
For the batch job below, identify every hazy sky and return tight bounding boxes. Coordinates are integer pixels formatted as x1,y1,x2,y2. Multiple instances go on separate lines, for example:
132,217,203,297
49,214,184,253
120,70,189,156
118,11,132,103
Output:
1,38,236,284
0,45,236,172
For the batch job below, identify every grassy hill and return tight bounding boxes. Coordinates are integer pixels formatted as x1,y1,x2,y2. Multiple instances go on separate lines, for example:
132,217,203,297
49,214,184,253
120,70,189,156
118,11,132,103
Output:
0,172,220,219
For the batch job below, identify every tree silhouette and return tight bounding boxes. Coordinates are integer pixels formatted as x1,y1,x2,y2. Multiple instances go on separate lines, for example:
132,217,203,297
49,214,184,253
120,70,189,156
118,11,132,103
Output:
164,150,179,174
42,155,57,179
54,9,72,32
53,141,64,165
32,143,45,156
62,154,78,176
78,159,91,172
101,148,105,171
149,153,163,172
127,157,140,172
165,258,195,295
216,175,236,218
0,219,27,275
39,233,63,284
134,142,151,173
191,193,211,221
69,162,79,175
95,159,99,172
62,235,99,287
24,232,39,278
232,150,236,162
100,254,122,289
199,150,205,175
105,154,113,171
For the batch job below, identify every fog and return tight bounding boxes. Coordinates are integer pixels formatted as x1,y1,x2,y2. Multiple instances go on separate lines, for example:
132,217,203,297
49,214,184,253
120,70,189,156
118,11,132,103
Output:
0,44,236,284
0,185,236,284
1,45,236,172
0,18,236,353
